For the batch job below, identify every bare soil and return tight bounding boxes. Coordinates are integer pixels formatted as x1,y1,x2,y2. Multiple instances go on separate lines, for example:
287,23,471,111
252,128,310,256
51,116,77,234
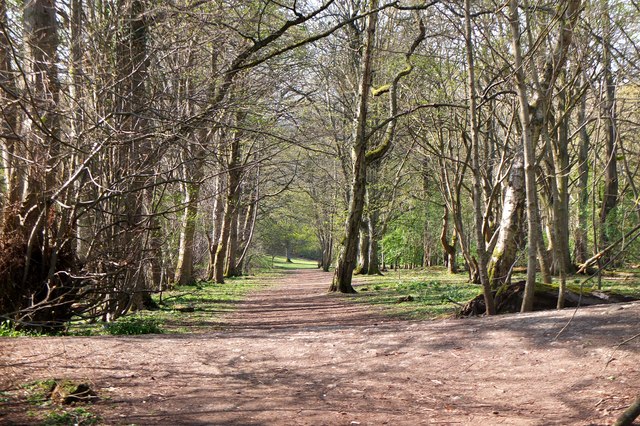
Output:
1,269,639,425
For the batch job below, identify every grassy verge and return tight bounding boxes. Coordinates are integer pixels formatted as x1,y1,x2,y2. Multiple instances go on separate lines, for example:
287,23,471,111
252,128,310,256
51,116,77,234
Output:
349,267,478,320
66,256,318,336
348,267,640,320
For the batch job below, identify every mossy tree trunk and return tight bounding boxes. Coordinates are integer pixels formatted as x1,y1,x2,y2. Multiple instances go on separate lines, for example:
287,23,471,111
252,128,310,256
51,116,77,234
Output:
331,0,378,294
599,0,618,263
574,80,590,264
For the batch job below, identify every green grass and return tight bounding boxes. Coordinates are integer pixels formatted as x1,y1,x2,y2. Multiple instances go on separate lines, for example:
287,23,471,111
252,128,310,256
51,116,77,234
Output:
21,379,57,406
252,255,319,271
349,267,640,319
43,407,100,425
63,256,317,336
10,381,100,426
350,267,479,319
103,316,163,335
68,274,274,335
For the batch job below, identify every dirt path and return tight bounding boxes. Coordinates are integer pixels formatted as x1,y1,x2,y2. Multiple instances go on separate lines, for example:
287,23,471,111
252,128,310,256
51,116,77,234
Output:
1,269,639,425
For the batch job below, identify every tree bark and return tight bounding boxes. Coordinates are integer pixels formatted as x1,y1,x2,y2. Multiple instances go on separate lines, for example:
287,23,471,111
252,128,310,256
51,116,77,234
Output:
465,0,495,314
574,84,590,264
207,172,226,281
614,396,640,426
367,207,382,275
214,119,243,284
174,169,202,286
440,206,458,274
354,219,370,275
599,0,618,260
331,0,378,294
509,0,539,313
488,150,524,288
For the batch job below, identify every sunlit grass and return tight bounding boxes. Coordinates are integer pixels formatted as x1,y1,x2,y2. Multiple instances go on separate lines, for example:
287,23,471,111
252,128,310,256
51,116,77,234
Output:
349,267,640,319
251,255,319,271
350,267,479,319
67,256,318,335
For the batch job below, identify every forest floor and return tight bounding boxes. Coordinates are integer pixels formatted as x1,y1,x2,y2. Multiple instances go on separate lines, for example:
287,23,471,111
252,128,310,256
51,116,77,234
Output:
1,269,639,425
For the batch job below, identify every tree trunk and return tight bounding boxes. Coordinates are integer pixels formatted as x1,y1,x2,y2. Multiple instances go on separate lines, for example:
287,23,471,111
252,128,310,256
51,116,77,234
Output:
367,208,382,275
0,0,20,231
214,121,242,284
224,195,241,277
509,0,539,313
599,0,618,261
488,150,525,288
207,173,225,281
236,170,259,274
440,206,458,274
174,177,201,285
331,1,378,294
552,76,571,308
465,0,495,314
354,219,370,275
574,85,590,264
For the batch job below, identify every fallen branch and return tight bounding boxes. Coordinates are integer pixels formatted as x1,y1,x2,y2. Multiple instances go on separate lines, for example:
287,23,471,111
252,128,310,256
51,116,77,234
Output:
578,223,640,274
605,332,640,369
614,396,640,426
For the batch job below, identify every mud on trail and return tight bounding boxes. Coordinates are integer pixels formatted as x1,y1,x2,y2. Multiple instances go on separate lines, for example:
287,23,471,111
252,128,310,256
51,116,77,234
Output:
1,269,639,425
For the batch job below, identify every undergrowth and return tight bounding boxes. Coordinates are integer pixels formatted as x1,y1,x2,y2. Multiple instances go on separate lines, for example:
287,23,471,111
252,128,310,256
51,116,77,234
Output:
42,407,100,426
104,316,163,335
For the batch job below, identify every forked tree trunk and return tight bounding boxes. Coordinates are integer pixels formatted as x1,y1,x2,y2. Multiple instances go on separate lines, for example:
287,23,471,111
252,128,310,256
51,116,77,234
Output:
225,202,241,277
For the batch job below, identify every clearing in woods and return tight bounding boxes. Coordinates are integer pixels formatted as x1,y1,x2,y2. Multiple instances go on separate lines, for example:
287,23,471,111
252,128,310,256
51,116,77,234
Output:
1,269,639,425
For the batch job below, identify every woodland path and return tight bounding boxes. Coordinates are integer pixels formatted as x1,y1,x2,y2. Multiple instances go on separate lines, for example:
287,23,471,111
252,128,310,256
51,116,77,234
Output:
1,269,639,425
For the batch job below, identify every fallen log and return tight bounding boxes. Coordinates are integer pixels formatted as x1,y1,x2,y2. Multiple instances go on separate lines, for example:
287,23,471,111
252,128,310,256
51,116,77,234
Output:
457,281,637,317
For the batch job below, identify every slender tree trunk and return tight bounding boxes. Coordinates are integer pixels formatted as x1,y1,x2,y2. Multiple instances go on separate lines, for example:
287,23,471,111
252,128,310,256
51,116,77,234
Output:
331,0,378,294
0,0,21,232
574,89,590,264
214,122,242,284
440,206,458,274
465,0,495,314
225,198,241,277
236,169,259,274
599,0,618,260
207,173,225,280
552,78,571,308
509,0,539,313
